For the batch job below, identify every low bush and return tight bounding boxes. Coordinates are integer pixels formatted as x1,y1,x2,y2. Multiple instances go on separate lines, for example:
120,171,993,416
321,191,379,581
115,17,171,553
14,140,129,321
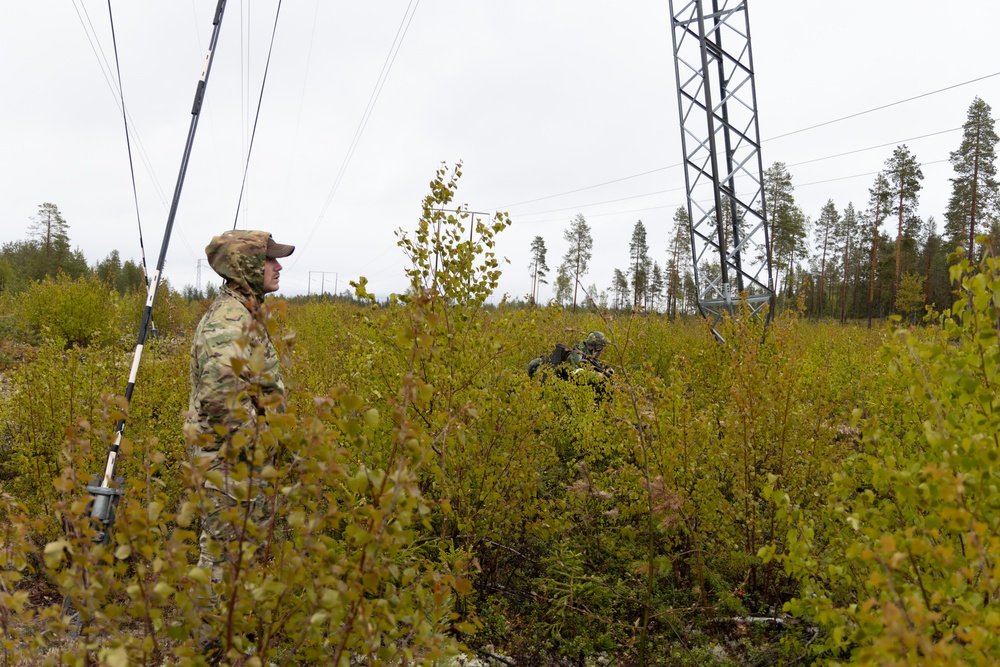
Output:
773,244,1000,665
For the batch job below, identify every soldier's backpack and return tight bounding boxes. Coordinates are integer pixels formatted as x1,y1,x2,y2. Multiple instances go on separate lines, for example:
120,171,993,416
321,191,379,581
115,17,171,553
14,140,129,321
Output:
527,343,573,380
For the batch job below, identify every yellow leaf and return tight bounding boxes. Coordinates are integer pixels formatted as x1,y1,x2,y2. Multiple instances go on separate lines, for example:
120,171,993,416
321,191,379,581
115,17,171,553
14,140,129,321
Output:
104,646,128,667
187,567,209,584
43,540,69,569
153,582,174,600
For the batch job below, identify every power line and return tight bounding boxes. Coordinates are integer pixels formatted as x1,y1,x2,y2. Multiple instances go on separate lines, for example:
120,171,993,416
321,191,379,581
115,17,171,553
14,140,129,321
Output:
493,73,996,213
276,0,322,215
511,130,960,220
489,164,680,210
767,71,1000,142
291,0,422,267
104,0,149,282
513,187,685,219
231,0,284,230
785,128,961,168
514,159,953,226
70,0,196,260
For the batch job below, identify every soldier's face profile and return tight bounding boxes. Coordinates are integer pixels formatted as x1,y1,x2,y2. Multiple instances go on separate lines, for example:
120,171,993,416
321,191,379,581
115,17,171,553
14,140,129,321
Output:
263,258,282,293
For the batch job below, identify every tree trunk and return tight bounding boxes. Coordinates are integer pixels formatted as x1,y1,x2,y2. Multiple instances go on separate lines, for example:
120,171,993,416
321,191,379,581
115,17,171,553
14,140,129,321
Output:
572,241,581,312
892,189,904,313
818,224,829,318
969,128,981,261
840,230,851,324
868,224,879,329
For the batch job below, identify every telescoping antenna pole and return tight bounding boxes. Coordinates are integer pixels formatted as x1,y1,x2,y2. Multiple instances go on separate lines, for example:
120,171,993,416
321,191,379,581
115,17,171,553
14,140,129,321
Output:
88,0,229,543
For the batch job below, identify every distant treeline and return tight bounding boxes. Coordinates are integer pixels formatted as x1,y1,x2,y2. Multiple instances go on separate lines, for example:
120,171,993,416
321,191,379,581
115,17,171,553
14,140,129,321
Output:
1,202,146,296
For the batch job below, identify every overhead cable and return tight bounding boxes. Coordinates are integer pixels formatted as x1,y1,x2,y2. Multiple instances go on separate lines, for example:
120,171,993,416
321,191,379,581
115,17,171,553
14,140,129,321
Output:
766,71,1000,142
105,0,150,283
495,73,998,212
231,0,284,229
291,0,422,266
511,130,964,220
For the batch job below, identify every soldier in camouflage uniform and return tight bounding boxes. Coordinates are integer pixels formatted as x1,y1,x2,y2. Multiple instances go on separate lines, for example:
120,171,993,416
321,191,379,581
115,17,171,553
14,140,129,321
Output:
528,331,613,380
184,229,294,584
570,331,610,373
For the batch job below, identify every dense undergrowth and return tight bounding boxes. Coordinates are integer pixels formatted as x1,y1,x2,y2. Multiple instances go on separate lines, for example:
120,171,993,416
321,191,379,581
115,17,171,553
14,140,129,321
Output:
0,167,996,665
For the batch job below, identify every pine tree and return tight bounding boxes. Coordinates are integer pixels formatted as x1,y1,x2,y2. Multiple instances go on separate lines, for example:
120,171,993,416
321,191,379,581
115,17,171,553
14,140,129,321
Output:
528,235,549,305
838,203,859,323
884,145,923,312
554,265,572,307
866,172,893,327
628,220,650,310
666,207,692,318
611,269,629,311
649,261,664,312
560,213,593,312
28,202,72,277
945,96,1000,261
813,200,840,317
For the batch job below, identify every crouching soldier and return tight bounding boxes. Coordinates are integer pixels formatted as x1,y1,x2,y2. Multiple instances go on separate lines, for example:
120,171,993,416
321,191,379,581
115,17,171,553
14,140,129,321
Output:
527,331,614,398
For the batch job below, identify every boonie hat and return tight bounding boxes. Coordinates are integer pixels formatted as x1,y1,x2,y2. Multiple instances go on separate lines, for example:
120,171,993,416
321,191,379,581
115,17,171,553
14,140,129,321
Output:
266,235,295,259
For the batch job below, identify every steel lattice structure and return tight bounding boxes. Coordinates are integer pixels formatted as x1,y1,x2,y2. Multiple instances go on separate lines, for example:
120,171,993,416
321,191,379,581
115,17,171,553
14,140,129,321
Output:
668,0,774,331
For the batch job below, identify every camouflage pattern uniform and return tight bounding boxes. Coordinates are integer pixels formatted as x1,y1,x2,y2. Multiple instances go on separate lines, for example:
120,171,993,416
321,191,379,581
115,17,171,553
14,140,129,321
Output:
527,331,613,382
184,230,287,583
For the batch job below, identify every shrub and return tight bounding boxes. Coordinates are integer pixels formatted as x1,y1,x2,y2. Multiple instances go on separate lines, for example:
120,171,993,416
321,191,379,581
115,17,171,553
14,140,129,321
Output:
774,245,1000,665
17,274,113,347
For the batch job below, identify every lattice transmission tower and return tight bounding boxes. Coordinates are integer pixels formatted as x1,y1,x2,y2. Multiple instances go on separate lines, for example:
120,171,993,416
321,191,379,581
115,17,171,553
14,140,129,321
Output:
668,0,774,333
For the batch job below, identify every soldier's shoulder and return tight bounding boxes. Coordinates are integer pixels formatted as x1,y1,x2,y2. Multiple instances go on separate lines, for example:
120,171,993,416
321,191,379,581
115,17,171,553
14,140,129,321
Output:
196,295,250,340
206,295,250,322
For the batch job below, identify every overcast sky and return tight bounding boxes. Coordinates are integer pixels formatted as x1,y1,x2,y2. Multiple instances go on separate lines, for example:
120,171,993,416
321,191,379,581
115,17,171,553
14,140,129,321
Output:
2,1,999,302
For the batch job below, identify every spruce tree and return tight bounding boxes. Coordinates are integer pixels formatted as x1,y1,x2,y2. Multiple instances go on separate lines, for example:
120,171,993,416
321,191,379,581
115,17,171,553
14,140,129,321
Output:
611,269,629,311
649,261,664,312
763,162,807,301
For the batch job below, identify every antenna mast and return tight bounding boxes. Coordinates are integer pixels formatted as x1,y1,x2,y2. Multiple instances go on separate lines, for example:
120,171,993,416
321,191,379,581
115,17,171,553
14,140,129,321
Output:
88,0,230,542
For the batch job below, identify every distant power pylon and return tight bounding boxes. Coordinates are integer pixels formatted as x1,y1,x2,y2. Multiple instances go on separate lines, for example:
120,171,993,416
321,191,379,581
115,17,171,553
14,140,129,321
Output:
196,259,205,293
668,0,774,335
308,271,338,297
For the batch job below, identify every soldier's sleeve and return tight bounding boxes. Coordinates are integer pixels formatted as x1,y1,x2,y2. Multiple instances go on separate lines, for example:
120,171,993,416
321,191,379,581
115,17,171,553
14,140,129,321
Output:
194,312,255,435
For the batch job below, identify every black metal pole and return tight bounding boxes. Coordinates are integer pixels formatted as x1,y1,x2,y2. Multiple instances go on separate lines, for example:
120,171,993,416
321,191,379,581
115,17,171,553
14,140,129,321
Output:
89,0,229,542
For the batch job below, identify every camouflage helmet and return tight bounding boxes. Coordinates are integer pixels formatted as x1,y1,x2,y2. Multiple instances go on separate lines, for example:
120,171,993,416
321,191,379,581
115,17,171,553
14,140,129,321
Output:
584,331,608,352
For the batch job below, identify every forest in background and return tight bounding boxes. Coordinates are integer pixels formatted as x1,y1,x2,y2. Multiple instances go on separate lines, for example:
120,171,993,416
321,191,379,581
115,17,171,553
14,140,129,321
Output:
3,96,996,332
525,97,998,325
